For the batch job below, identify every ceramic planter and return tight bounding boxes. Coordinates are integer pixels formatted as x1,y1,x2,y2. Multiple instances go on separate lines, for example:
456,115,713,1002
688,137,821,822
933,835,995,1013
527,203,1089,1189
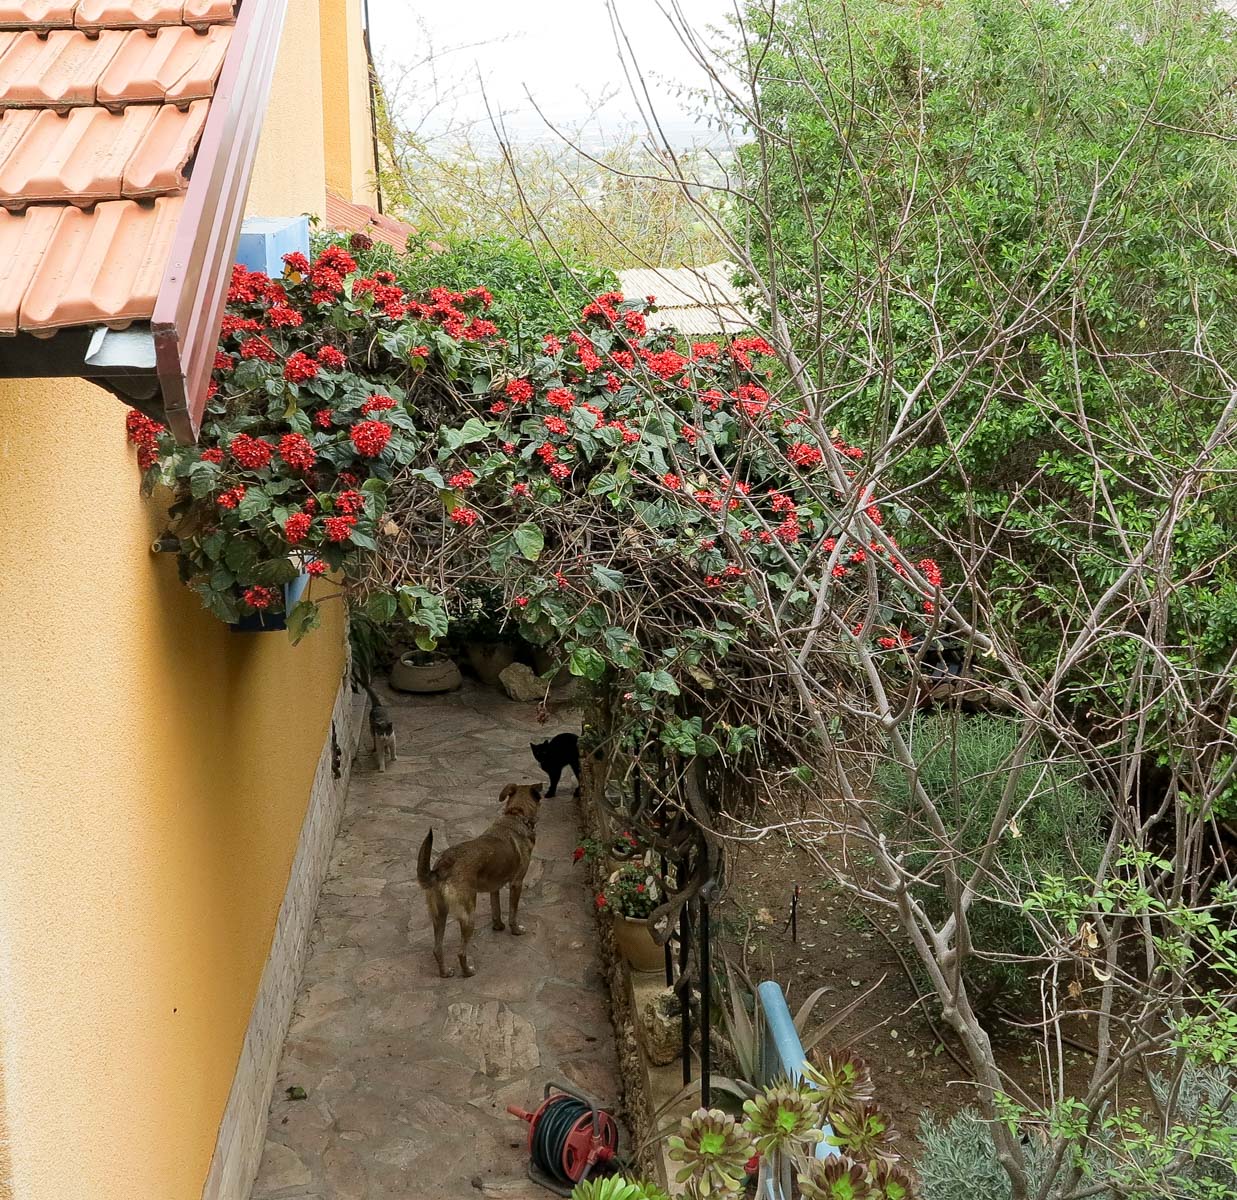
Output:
613,913,666,974
466,641,516,687
389,652,462,694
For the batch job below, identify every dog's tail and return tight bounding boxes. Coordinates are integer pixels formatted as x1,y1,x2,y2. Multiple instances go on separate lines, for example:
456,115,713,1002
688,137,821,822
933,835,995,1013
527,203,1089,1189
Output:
417,829,435,887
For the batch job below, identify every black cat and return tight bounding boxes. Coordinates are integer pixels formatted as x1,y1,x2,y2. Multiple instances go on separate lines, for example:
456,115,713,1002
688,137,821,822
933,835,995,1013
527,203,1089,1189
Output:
531,732,580,797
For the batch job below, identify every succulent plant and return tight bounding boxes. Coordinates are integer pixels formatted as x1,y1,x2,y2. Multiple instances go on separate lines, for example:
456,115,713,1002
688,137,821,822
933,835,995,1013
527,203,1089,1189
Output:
570,1177,670,1200
867,1159,918,1200
666,1107,757,1199
827,1103,901,1167
803,1048,876,1113
798,1155,879,1200
741,1079,825,1155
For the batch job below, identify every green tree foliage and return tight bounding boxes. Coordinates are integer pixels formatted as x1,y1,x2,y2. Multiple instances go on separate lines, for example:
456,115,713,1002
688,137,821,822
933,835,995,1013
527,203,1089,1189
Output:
737,0,1237,698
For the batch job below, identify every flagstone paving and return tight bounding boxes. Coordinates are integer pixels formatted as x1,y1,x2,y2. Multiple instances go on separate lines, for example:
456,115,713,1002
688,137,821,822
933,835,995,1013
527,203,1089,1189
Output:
251,682,622,1200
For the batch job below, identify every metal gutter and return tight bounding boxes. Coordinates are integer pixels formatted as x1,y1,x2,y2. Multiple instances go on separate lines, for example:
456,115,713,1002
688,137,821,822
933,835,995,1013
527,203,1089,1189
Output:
152,0,290,443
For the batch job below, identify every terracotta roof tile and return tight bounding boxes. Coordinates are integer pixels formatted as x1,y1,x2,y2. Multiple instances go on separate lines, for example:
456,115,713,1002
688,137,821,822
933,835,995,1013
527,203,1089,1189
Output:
325,191,415,251
0,203,60,333
97,25,231,106
75,0,188,31
17,195,182,330
0,0,237,334
0,0,234,30
0,29,127,108
0,0,77,29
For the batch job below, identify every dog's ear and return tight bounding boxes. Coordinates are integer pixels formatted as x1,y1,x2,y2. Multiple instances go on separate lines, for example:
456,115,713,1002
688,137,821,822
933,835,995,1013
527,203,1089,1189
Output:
499,783,517,807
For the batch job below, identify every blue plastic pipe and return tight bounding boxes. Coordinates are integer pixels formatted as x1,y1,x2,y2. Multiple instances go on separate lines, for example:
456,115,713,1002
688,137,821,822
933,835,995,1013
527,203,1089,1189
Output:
757,981,838,1159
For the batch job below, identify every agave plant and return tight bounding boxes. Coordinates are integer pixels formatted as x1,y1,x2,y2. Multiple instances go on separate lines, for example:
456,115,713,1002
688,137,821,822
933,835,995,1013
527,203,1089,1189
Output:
803,1048,876,1114
827,1104,901,1168
798,1156,879,1200
569,1177,670,1200
742,1079,825,1156
666,1107,756,1199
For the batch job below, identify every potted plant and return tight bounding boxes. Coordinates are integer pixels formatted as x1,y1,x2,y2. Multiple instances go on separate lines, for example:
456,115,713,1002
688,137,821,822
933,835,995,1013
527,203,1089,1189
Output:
572,829,644,873
597,864,666,973
455,589,517,686
389,649,462,693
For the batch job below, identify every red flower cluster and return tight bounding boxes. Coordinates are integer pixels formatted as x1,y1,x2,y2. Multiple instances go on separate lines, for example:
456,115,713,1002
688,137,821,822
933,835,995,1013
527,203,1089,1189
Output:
229,433,272,470
217,486,246,510
239,336,276,362
243,585,276,610
786,442,823,468
506,378,534,405
268,305,302,329
283,512,312,543
361,394,397,415
279,433,316,471
350,420,392,458
200,447,224,464
544,415,569,436
335,490,365,515
545,387,574,411
317,345,347,370
305,559,328,576
283,352,318,383
447,470,476,490
324,515,356,542
919,558,943,587
450,506,479,527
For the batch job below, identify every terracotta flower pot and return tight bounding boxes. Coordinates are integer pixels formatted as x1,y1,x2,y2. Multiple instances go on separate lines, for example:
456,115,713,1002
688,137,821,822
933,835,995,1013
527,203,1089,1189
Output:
613,914,666,974
389,652,462,694
466,641,516,687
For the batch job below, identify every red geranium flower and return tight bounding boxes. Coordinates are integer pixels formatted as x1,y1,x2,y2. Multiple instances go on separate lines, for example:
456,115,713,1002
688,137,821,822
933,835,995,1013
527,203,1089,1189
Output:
447,470,476,489
200,447,224,464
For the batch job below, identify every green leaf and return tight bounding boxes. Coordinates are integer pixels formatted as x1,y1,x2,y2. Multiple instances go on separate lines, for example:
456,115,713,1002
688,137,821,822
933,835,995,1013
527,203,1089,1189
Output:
287,600,321,645
223,538,259,574
602,626,643,668
443,417,490,450
569,645,607,681
639,669,680,696
236,487,270,520
591,565,626,591
366,591,398,623
514,522,545,561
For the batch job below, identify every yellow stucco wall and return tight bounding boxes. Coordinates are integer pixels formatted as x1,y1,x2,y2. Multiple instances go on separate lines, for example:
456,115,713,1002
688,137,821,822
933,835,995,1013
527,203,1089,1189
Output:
319,0,379,207
247,0,329,221
0,1,358,1195
0,379,345,1196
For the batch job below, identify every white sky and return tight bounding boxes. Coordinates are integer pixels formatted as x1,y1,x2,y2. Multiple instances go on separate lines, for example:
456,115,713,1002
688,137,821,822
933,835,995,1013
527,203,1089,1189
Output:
366,0,735,146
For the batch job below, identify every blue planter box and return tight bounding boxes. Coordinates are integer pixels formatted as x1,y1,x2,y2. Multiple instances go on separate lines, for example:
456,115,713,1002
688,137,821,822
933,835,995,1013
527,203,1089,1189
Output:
228,571,310,634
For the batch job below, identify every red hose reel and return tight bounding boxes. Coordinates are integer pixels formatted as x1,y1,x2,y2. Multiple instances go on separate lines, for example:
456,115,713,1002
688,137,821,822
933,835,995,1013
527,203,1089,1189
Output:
507,1082,620,1194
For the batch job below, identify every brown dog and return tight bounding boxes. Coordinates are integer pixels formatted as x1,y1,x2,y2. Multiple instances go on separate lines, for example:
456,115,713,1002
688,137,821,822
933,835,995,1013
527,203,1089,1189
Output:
416,783,542,978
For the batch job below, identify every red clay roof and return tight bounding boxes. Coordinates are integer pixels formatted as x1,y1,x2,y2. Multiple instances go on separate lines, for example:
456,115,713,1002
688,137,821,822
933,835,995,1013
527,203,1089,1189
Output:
325,190,414,251
0,4,234,334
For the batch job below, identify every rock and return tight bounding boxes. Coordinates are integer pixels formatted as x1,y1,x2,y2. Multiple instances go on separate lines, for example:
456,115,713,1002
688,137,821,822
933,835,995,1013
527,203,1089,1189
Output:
443,1001,540,1079
638,987,683,1066
498,662,545,703
255,1142,312,1190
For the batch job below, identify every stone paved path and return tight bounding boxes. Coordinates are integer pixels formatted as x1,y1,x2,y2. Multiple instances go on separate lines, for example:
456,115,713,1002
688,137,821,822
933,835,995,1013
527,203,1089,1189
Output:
251,683,621,1200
